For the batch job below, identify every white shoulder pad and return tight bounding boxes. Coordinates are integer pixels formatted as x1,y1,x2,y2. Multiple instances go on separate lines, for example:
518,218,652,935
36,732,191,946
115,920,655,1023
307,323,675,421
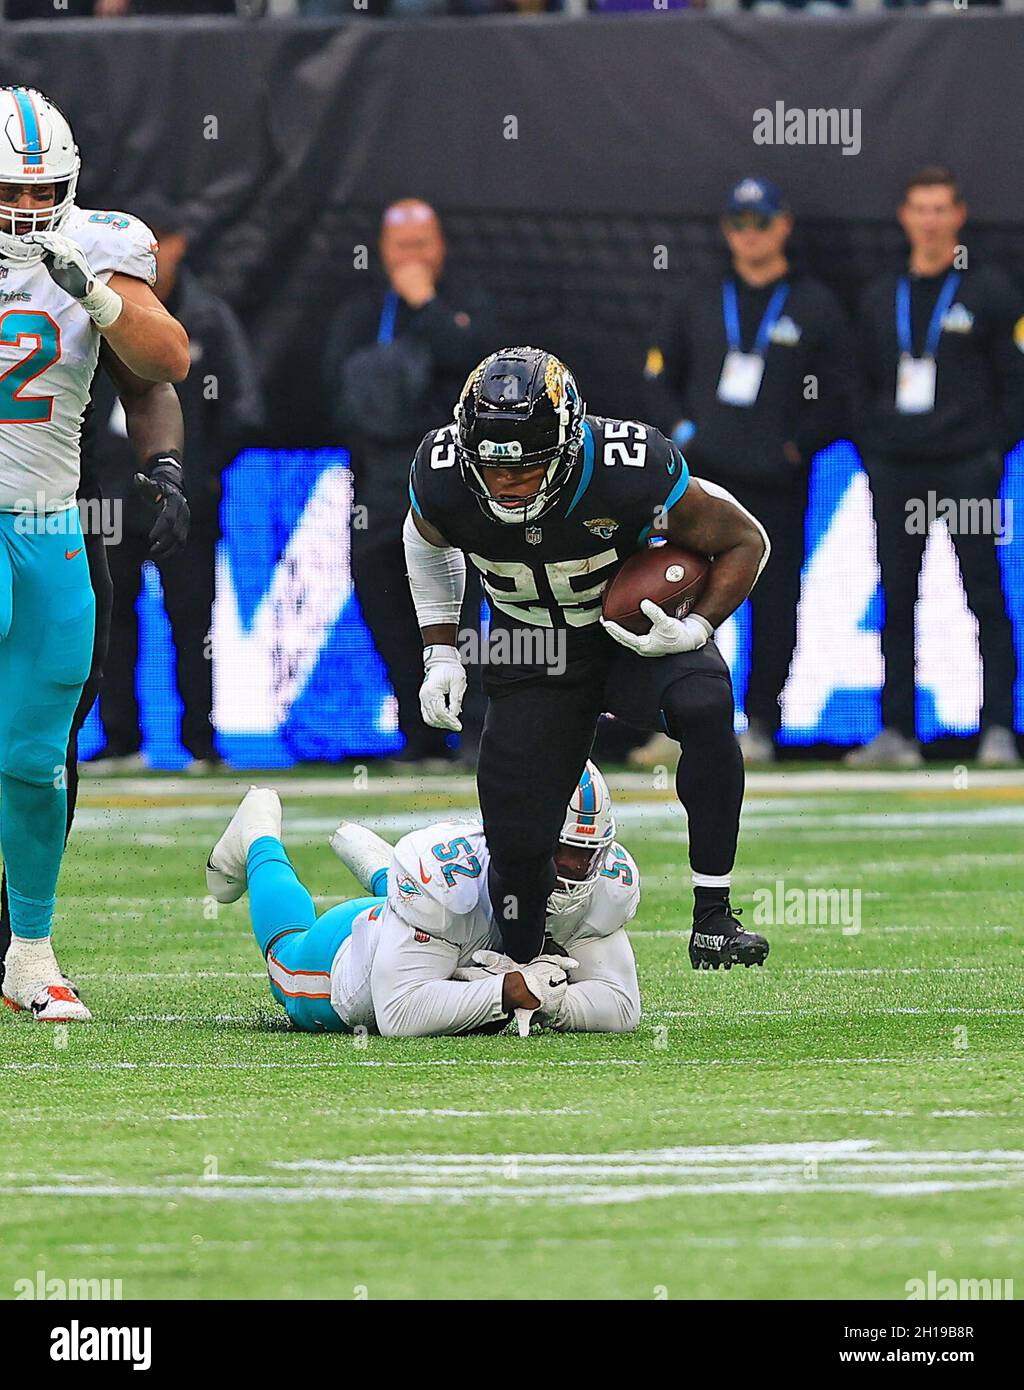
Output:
387,821,490,944
69,207,158,287
564,842,641,945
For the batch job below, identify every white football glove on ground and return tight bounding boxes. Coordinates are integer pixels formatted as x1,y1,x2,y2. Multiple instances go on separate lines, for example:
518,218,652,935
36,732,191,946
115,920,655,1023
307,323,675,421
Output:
601,600,713,657
419,644,467,732
471,949,579,1037
25,230,123,327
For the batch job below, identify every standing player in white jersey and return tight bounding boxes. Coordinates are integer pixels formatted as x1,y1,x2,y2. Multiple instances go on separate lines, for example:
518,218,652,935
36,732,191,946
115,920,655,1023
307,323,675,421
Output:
0,86,189,1022
205,761,642,1037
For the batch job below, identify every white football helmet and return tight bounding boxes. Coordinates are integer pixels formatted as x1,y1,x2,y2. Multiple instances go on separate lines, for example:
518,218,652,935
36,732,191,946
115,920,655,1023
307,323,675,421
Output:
547,760,616,918
0,86,80,266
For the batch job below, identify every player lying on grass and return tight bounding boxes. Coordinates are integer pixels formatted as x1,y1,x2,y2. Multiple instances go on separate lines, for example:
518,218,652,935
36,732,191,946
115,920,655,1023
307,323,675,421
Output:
206,761,640,1036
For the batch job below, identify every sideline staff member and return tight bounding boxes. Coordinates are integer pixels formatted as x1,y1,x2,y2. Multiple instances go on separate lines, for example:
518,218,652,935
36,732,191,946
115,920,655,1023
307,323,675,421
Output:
644,177,851,763
849,167,1024,768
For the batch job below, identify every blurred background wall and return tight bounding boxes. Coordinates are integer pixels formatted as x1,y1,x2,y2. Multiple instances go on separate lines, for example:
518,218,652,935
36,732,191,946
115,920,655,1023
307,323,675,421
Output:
2,12,1021,764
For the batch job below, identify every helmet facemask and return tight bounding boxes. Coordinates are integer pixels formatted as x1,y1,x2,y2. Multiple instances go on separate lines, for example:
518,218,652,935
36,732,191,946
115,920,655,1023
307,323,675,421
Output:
0,175,77,264
547,837,613,918
460,435,582,525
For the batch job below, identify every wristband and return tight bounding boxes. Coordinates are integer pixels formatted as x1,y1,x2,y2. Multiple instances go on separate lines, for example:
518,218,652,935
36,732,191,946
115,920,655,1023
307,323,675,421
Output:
423,644,461,670
80,279,123,329
145,453,185,490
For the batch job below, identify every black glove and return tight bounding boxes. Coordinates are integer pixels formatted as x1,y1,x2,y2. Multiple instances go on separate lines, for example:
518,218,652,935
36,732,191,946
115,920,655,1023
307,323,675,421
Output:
133,453,190,559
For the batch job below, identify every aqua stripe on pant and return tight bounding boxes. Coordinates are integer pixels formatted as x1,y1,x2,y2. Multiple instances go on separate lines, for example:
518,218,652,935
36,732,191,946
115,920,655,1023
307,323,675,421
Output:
247,835,383,1033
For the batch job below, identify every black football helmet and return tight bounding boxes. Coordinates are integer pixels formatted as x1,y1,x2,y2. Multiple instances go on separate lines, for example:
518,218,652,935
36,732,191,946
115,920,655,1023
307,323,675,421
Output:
454,347,586,523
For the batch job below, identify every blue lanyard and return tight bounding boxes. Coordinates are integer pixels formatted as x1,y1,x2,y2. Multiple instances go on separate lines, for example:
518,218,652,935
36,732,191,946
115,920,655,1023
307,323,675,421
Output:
377,290,399,346
896,271,960,360
722,279,790,357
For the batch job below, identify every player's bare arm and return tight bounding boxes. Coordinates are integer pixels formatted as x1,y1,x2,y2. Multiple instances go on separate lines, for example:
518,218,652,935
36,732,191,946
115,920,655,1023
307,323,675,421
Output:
664,477,770,629
100,342,190,558
98,272,190,383
100,341,184,459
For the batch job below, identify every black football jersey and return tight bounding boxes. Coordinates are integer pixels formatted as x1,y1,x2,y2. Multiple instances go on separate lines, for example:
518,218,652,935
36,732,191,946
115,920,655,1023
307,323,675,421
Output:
409,415,690,649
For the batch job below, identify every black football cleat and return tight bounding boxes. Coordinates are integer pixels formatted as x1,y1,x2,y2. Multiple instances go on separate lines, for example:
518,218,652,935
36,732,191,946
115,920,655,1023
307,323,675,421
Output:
689,903,769,971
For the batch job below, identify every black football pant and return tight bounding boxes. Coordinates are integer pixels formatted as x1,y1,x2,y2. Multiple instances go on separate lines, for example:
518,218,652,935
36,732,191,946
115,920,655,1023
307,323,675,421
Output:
478,641,743,961
723,475,809,734
0,512,113,988
865,451,1016,738
101,525,217,761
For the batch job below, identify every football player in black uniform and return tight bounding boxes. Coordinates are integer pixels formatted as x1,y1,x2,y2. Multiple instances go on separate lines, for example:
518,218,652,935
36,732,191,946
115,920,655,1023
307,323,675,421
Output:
404,347,770,970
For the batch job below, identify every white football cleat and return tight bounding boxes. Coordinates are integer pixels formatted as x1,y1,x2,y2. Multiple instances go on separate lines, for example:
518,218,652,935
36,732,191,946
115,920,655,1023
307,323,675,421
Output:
206,787,282,903
2,939,92,1022
328,821,393,893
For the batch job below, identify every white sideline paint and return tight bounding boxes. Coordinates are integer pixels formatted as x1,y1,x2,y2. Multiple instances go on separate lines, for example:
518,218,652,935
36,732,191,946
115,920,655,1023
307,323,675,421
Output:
0,1055,995,1074
6,1141,1023,1208
72,769,1024,798
1,1179,1012,1205
70,801,1024,847
654,1007,1024,1019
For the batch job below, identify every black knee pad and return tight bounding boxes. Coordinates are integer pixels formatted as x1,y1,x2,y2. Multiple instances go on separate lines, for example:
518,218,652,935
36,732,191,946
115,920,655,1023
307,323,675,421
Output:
661,673,735,740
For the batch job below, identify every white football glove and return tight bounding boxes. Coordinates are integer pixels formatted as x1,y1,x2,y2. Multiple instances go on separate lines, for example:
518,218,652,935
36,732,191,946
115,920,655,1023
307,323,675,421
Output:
419,644,467,732
25,230,123,327
601,600,713,658
471,949,579,1037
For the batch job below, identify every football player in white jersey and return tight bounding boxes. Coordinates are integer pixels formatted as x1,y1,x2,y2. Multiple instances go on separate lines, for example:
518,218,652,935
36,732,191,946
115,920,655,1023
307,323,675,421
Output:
205,761,641,1037
0,86,189,1022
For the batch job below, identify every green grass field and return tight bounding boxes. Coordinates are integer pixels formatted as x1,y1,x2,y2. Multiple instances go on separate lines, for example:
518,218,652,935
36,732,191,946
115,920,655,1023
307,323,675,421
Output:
2,767,1022,1301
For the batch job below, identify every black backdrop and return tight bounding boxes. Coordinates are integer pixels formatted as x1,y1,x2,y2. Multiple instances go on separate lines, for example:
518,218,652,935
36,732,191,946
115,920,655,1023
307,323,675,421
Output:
3,12,1022,441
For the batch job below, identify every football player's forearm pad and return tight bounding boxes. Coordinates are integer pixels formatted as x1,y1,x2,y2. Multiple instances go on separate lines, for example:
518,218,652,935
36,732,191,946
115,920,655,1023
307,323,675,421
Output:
403,510,466,628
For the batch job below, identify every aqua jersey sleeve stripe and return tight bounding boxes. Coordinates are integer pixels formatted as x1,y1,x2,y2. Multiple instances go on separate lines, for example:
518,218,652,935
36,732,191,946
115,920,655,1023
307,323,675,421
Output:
638,453,690,543
409,471,423,517
564,420,596,517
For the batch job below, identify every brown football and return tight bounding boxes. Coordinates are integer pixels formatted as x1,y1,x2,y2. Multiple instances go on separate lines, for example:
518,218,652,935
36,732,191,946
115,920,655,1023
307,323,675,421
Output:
602,543,711,635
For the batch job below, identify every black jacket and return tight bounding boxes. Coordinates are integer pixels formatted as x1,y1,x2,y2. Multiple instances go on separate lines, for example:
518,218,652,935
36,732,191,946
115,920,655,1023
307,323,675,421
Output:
324,272,498,516
643,268,853,489
855,259,1024,461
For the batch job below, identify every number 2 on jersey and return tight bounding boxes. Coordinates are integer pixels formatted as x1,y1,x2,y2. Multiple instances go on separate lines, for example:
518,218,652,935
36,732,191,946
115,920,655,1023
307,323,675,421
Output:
0,311,61,425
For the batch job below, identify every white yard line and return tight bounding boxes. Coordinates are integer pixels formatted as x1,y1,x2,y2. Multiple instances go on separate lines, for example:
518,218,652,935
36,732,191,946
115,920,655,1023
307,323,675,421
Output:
74,769,1024,799
8,1142,1021,1208
0,1055,988,1073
